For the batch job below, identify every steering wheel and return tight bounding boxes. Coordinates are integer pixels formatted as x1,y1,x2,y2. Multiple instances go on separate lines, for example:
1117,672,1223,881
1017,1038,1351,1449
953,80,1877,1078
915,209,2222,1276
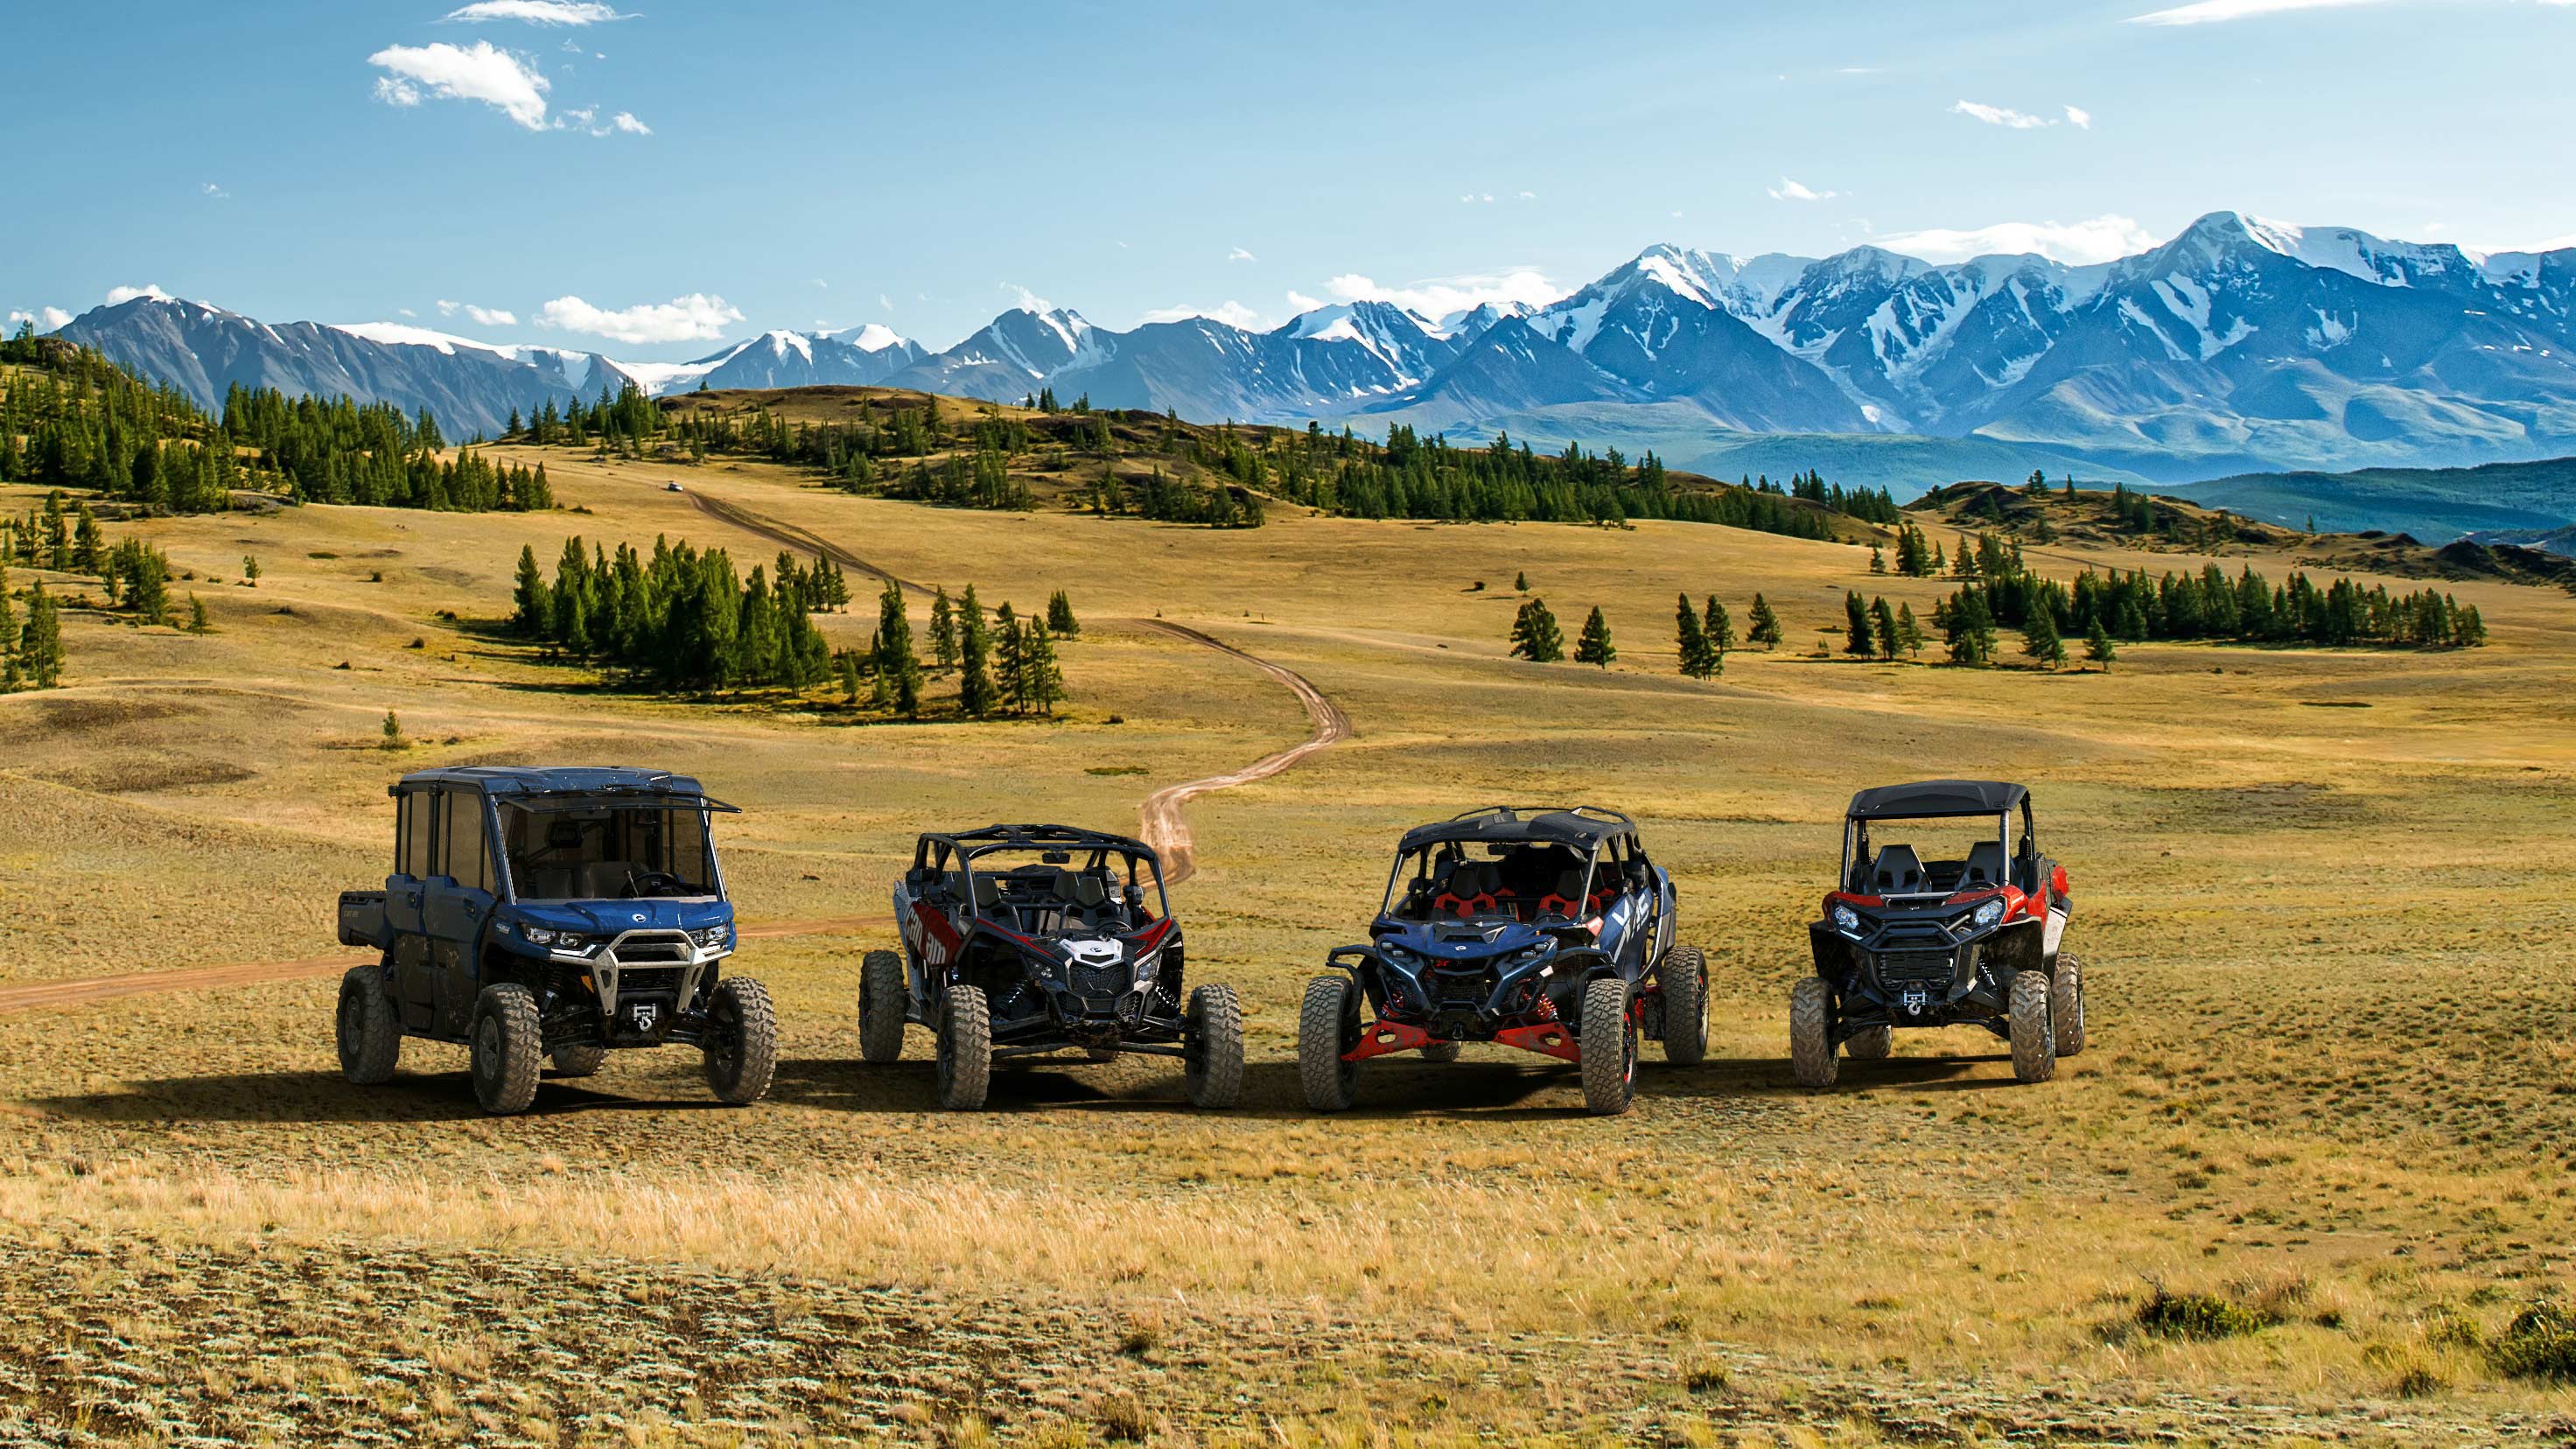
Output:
625,869,688,898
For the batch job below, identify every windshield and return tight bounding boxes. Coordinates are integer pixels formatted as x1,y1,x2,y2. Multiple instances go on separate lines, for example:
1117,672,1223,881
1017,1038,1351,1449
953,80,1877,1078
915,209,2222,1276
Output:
961,844,1167,934
1383,841,1600,923
1844,814,2013,898
500,798,721,901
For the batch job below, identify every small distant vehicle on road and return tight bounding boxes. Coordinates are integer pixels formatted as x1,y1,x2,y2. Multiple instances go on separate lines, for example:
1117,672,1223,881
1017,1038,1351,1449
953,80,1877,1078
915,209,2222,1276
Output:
1796,780,2083,1088
335,766,776,1115
664,480,685,493
862,823,1242,1111
1297,806,1704,1116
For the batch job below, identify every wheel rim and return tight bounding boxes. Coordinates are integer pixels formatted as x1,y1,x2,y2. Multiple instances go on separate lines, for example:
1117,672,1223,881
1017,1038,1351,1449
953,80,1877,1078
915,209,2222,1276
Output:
338,992,360,1057
474,1015,499,1088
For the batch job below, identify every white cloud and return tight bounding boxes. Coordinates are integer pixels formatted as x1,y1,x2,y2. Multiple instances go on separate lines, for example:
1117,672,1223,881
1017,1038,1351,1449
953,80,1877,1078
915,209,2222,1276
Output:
444,1,627,24
6,308,68,332
466,304,517,326
107,284,172,305
398,307,418,318
1325,269,1568,318
1138,300,1269,330
609,111,650,135
1951,100,2056,129
1836,66,1881,74
537,292,743,344
2127,0,2380,24
202,181,229,200
368,41,550,130
1284,290,1324,313
878,292,892,310
1878,214,2160,265
1768,177,1838,202
1227,247,1256,262
1517,190,1537,200
436,298,460,315
2064,104,2093,129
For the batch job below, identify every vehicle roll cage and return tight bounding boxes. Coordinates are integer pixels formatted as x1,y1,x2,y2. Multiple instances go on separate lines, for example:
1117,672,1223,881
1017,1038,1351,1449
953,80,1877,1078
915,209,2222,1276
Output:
914,823,1172,923
1840,798,2039,900
1380,806,1639,921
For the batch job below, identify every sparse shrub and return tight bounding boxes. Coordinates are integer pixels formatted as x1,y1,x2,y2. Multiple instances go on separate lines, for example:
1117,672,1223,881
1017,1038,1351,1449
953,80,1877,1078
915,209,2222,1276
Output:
380,710,406,751
2489,1303,2576,1382
2136,1283,2274,1340
1094,1392,1152,1443
1679,1355,1729,1394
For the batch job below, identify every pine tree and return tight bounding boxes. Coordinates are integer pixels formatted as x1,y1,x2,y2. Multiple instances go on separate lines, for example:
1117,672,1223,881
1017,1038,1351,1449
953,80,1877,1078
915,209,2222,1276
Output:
1946,592,1995,665
0,556,13,658
1508,597,1564,662
1573,606,1615,668
836,649,862,703
2084,618,2116,670
71,507,103,573
1844,592,1873,656
929,587,958,670
511,544,550,634
874,579,921,711
2023,603,2066,669
1515,570,1529,592
994,601,1026,711
1046,588,1080,636
1703,595,1733,654
1024,619,1065,716
242,554,260,586
381,710,404,750
1872,596,1899,661
1897,602,1925,658
1869,544,1886,575
1675,592,1716,678
1748,593,1782,650
957,584,995,717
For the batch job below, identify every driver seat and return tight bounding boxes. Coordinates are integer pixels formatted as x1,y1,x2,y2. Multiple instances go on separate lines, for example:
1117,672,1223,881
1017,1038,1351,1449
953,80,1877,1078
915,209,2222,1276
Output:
1962,841,2008,889
1870,844,1927,894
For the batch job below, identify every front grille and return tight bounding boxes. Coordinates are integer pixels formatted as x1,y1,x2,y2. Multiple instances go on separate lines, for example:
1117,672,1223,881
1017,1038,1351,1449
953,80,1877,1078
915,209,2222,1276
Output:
1070,963,1129,998
1428,967,1494,1006
616,966,688,998
1876,950,1955,984
606,930,693,966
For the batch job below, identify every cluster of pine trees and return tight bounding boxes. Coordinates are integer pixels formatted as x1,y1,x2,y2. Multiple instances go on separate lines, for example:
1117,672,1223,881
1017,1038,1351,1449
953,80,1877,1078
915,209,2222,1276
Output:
0,552,64,690
1670,592,1788,675
1081,467,1264,527
510,536,849,692
1838,591,1931,662
1929,528,2487,666
0,326,549,515
1782,469,1902,524
877,583,1072,718
1507,596,1617,667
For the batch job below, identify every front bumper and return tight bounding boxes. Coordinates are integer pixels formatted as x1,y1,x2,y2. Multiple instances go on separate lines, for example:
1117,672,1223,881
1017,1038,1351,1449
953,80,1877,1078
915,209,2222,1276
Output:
1810,917,2041,1030
529,928,733,1045
1335,944,1572,1041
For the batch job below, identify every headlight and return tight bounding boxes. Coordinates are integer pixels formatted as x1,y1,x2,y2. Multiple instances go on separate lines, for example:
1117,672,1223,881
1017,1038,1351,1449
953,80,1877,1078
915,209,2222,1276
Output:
1830,905,1861,934
1970,898,2006,930
520,923,556,946
691,925,732,949
1379,945,1421,970
1502,945,1549,969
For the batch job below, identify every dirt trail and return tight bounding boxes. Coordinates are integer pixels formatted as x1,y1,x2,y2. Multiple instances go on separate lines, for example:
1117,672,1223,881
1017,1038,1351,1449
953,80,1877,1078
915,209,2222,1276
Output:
686,492,937,595
1128,620,1353,885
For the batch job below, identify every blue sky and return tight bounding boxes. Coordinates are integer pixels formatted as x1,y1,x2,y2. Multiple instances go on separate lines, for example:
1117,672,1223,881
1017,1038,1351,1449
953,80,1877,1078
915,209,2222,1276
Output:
8,0,2573,359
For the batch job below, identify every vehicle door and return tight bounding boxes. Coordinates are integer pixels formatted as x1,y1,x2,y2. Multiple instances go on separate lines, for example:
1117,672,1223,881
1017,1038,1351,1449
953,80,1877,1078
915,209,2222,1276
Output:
421,787,500,1037
386,785,438,1032
1591,837,1643,976
1628,836,1676,965
898,840,962,997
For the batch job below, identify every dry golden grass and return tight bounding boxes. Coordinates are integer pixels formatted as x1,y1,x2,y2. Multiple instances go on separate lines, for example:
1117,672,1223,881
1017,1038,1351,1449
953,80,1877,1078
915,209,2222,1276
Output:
2,437,2573,1442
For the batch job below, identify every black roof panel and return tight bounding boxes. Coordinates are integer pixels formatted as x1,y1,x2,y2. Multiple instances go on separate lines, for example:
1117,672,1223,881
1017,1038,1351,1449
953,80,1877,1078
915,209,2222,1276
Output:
391,766,713,798
1396,805,1635,853
1845,780,2027,820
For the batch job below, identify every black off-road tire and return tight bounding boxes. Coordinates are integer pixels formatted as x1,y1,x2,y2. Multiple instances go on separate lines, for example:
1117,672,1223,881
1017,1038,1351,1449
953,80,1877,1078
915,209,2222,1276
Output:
1298,976,1361,1112
858,948,907,1064
1419,1040,1464,1063
2009,970,2057,1083
1579,977,1638,1116
469,984,543,1116
1658,946,1709,1066
1183,984,1245,1110
1789,976,1838,1089
2052,956,2088,1057
935,985,991,1111
335,965,402,1085
703,976,779,1105
1844,1025,1894,1060
548,1043,606,1077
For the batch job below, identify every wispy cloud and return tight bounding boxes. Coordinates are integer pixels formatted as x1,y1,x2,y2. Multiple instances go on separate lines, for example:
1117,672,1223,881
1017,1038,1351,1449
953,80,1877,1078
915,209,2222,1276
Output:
1951,100,2057,129
1878,214,2160,265
1138,300,1269,330
1285,290,1323,313
1768,177,1839,202
369,41,551,130
2063,104,2094,129
537,292,742,344
1326,269,1567,318
201,181,230,200
107,284,172,305
1226,247,1256,262
2127,0,2381,24
444,1,629,24
609,110,649,135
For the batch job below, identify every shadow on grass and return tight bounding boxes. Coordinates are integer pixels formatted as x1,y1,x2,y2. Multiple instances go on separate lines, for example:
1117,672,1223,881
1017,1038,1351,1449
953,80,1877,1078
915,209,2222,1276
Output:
28,1068,742,1124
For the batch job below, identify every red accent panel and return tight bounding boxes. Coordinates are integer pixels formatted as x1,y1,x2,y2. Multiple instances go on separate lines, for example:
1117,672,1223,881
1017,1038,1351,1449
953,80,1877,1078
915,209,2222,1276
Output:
918,909,963,952
1128,918,1176,952
1342,1020,1432,1062
1496,1024,1582,1062
1827,890,1885,909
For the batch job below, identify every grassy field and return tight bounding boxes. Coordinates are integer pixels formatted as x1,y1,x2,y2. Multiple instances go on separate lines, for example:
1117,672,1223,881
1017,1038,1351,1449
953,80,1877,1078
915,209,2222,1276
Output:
2,430,2572,1446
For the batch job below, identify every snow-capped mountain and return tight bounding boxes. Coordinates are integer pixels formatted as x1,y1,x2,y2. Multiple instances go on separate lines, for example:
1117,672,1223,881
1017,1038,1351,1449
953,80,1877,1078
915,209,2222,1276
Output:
58,298,642,437
49,213,2576,479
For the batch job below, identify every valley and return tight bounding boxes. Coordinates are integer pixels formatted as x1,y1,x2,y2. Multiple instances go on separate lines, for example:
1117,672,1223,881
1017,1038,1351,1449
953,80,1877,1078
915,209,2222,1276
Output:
3,391,2573,1443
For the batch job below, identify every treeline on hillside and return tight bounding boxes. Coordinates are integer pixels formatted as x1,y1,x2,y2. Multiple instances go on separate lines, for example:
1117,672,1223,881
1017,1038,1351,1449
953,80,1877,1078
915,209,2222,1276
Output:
508,536,1076,718
0,325,545,514
1932,528,2485,663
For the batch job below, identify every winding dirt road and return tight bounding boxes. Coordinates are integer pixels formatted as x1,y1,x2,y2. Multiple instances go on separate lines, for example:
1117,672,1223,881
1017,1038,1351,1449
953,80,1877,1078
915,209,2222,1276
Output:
1,492,1351,1014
